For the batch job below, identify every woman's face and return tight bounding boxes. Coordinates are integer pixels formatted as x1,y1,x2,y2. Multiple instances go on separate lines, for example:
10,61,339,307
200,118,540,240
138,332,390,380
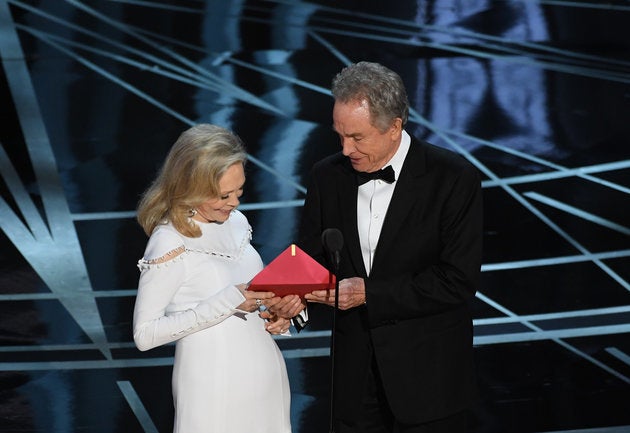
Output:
193,162,245,223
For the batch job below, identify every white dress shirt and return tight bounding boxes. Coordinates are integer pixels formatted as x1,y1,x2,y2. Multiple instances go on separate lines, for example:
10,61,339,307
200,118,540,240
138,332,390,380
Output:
357,131,411,275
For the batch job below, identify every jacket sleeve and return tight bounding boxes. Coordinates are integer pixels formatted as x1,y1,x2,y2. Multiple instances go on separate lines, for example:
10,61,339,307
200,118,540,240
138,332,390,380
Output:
297,165,326,265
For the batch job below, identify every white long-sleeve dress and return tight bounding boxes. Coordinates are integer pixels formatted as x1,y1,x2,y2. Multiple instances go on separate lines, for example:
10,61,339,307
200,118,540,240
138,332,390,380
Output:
133,210,291,433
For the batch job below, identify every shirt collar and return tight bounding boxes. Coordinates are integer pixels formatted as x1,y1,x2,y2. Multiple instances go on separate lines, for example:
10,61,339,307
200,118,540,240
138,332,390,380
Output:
385,130,410,181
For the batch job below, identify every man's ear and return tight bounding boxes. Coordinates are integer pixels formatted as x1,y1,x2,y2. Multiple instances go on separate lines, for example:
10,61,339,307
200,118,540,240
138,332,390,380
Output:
389,117,403,138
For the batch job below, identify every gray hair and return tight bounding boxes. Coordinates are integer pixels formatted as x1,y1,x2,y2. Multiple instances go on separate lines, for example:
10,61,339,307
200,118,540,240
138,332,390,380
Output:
331,61,409,131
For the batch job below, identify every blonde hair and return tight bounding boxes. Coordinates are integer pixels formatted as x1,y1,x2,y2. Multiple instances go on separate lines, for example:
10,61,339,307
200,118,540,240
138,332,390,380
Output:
137,124,247,238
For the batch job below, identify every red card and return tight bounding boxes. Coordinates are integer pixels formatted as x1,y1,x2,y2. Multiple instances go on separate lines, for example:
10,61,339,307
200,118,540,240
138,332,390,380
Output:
248,244,335,297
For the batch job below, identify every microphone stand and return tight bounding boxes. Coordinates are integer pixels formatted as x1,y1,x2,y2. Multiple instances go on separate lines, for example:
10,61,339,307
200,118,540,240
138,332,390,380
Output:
329,254,340,433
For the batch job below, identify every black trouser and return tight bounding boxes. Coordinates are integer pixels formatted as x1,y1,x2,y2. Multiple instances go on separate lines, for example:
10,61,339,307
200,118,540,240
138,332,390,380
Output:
335,356,468,433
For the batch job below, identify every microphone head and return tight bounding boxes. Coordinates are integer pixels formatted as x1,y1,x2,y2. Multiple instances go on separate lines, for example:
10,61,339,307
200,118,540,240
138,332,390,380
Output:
321,228,344,252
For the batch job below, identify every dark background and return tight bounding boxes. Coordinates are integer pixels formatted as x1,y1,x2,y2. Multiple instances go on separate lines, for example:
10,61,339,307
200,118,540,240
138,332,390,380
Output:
1,1,629,432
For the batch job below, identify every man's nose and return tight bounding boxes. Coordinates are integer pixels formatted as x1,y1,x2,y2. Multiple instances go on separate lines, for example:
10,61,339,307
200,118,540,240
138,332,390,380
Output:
341,138,354,156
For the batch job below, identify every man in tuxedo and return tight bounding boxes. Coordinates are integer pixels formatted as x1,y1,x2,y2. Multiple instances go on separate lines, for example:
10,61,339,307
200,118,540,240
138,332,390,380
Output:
298,62,483,433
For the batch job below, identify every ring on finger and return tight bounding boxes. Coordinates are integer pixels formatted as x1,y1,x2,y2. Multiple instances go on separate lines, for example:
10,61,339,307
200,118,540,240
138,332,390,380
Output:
255,299,262,307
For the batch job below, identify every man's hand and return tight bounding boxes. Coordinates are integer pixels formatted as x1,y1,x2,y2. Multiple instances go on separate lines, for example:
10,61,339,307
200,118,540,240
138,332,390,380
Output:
262,294,305,319
304,277,366,310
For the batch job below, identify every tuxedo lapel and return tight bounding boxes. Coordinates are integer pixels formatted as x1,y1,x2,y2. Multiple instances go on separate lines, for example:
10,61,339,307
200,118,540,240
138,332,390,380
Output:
371,139,426,271
336,159,369,278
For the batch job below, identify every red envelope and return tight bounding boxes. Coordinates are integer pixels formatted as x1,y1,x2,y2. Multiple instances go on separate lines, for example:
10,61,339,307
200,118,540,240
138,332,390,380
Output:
248,244,335,297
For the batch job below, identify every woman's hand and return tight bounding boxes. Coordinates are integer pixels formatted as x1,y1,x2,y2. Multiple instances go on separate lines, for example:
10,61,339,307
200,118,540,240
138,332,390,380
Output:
236,284,275,313
265,316,291,335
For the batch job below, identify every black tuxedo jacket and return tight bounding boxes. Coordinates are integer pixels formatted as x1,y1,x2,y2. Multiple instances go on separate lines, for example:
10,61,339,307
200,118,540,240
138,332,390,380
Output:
298,136,483,424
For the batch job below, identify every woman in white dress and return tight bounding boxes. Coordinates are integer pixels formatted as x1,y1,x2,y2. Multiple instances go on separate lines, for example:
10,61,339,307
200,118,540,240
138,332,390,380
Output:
133,124,303,433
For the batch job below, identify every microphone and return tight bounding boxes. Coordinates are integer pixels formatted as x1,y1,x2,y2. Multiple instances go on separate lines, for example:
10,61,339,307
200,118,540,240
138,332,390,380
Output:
321,228,344,433
321,228,344,271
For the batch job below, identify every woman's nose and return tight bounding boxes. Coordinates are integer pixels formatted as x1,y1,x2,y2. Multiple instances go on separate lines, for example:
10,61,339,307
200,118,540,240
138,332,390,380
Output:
229,195,240,207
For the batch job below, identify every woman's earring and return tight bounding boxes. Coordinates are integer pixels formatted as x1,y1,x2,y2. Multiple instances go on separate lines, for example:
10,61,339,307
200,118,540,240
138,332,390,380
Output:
188,208,197,217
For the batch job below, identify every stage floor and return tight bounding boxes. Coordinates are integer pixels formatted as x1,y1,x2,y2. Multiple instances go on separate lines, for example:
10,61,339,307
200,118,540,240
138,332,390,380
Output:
1,1,629,432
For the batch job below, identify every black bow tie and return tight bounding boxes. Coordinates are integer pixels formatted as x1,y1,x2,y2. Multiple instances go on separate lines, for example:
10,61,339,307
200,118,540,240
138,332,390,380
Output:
356,165,396,185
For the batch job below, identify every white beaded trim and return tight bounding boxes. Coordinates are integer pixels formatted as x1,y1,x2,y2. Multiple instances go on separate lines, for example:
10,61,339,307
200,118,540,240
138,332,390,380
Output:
137,248,187,270
137,226,252,270
143,245,186,265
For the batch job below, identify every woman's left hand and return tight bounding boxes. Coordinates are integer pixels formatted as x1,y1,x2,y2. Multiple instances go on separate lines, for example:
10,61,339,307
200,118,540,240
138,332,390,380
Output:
265,316,291,335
